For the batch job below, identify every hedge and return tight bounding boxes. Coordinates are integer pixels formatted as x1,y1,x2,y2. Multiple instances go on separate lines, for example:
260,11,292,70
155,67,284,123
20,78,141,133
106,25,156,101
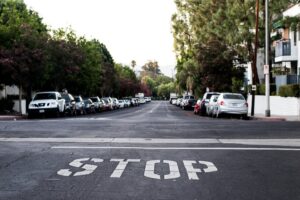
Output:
279,84,300,97
247,84,277,95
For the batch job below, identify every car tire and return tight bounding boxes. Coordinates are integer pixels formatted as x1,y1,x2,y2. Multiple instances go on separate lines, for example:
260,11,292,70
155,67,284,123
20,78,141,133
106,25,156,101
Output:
242,114,248,120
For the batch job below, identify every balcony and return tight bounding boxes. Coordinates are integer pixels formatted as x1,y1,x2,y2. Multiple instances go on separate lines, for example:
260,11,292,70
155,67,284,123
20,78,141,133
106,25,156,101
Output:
275,40,291,57
275,39,298,62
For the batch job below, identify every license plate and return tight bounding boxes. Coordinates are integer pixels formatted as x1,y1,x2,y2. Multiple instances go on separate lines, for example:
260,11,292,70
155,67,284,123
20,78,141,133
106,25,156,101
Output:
231,103,237,107
39,110,45,113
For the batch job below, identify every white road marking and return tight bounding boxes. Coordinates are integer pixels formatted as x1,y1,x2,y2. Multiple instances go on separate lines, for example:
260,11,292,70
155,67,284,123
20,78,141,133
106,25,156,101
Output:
3,138,300,147
163,160,180,180
183,160,218,180
57,158,217,180
144,160,161,180
57,158,103,177
199,161,218,173
110,159,141,178
144,160,181,180
183,160,202,180
51,146,300,151
0,138,218,143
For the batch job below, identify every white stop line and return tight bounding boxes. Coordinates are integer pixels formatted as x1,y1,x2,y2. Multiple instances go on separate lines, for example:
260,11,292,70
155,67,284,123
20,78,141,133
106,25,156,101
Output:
57,158,217,180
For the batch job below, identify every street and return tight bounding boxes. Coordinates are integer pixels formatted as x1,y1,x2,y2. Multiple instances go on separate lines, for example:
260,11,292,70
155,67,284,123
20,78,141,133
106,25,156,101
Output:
1,101,300,200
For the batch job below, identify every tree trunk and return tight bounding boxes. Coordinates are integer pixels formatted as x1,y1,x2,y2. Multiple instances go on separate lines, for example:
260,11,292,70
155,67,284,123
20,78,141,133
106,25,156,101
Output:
19,84,22,115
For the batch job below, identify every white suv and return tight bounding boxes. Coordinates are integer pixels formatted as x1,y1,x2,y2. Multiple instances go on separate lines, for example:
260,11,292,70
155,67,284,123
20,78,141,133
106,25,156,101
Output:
28,92,65,118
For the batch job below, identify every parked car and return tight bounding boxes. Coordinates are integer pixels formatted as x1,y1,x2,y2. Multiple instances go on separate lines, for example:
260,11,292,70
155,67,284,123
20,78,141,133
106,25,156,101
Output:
123,99,131,107
61,93,76,116
181,95,196,110
28,91,66,118
118,100,125,108
90,96,103,112
139,97,146,104
169,97,177,104
145,97,152,102
206,94,220,117
131,98,139,106
102,97,113,110
193,99,201,115
176,98,182,106
212,93,248,119
199,92,220,115
74,96,86,115
101,98,111,111
112,98,119,109
83,98,96,114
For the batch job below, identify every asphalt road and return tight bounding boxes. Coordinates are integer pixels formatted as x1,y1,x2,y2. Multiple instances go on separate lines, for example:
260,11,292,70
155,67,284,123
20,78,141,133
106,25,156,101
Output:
1,101,300,200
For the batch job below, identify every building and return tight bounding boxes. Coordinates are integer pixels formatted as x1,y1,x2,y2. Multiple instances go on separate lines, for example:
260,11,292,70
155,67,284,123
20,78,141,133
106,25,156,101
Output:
273,3,300,91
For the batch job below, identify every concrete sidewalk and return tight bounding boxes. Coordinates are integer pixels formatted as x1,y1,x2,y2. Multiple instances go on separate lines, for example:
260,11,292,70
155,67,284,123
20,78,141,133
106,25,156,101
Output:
251,114,300,122
0,115,26,121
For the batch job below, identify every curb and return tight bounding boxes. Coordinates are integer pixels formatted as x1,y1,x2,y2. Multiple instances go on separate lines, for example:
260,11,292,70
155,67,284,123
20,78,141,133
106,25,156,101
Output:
250,116,286,122
0,115,26,121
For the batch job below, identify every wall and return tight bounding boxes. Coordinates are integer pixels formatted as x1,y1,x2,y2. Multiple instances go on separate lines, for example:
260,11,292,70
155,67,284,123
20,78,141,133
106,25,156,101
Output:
247,95,300,116
13,100,27,115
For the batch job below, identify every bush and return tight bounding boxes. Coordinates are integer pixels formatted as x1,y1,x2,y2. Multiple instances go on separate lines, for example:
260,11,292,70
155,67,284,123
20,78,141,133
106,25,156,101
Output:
0,98,15,113
257,84,277,95
247,84,276,95
279,84,300,97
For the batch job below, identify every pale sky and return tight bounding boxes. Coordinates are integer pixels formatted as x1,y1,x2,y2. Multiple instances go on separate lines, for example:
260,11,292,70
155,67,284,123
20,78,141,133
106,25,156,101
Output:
24,0,177,77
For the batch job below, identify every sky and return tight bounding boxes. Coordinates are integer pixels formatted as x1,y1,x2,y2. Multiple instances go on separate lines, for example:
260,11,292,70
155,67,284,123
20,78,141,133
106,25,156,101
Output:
24,0,177,77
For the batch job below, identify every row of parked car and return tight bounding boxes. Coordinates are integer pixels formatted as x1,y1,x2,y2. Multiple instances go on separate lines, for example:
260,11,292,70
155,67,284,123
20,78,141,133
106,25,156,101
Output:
28,91,151,118
170,92,248,119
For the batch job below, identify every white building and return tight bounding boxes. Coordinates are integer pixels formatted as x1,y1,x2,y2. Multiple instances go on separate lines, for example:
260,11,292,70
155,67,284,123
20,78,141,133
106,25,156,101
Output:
274,4,300,76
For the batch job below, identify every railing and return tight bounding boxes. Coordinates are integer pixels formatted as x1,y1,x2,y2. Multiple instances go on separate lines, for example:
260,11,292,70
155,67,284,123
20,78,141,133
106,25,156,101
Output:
275,40,291,57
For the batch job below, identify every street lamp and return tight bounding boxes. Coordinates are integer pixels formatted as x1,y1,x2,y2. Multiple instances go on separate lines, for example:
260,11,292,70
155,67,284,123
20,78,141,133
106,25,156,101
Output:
265,0,271,117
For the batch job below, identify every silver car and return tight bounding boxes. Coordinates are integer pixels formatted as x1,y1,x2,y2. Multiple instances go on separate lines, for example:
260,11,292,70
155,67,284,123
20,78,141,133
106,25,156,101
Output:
206,94,219,117
213,93,248,119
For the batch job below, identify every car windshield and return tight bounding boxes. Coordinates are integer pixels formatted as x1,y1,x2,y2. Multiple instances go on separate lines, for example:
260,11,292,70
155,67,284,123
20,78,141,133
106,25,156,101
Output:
223,94,244,100
34,93,56,100
184,96,194,99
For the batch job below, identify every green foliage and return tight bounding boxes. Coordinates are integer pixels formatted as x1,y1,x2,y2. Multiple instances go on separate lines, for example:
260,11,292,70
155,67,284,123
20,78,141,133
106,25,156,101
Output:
114,63,139,97
139,60,175,97
0,1,121,98
172,0,297,95
279,84,300,97
255,84,277,95
157,82,176,99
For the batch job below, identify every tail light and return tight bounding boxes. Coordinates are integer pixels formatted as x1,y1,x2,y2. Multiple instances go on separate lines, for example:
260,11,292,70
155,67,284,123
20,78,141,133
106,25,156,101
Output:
245,102,248,107
219,101,224,106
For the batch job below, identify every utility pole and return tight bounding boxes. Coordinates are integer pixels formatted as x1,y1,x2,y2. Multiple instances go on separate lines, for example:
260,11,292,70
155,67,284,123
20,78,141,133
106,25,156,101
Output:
252,0,260,116
265,0,271,117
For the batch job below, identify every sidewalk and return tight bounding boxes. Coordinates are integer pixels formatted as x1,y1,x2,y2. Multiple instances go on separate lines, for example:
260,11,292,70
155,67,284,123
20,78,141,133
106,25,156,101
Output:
0,115,26,121
250,114,300,122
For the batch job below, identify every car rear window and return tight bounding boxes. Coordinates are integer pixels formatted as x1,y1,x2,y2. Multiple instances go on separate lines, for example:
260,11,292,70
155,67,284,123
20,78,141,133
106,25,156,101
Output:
223,94,244,100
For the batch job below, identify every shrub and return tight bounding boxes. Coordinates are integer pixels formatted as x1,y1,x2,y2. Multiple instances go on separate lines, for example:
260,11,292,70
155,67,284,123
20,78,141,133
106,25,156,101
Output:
257,84,277,95
279,84,300,97
0,98,15,112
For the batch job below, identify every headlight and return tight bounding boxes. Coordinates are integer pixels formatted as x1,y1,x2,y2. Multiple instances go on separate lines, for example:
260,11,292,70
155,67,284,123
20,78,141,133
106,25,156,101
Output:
29,103,36,109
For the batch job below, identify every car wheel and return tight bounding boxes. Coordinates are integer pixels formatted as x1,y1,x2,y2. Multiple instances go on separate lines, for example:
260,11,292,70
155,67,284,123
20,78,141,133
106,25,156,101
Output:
242,114,248,120
55,107,60,118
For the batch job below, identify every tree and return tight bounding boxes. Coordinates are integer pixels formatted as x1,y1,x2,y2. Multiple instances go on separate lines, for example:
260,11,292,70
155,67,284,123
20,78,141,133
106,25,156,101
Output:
141,60,161,78
0,0,48,113
171,0,295,97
